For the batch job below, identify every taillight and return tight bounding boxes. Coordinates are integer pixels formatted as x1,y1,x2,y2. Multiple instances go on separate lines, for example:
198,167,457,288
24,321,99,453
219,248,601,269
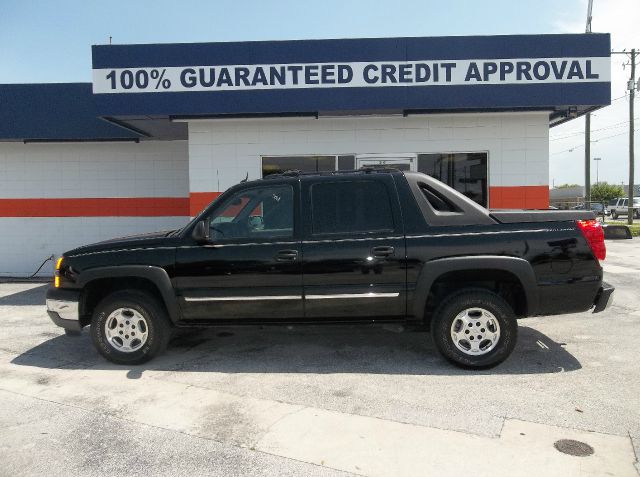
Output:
576,219,606,261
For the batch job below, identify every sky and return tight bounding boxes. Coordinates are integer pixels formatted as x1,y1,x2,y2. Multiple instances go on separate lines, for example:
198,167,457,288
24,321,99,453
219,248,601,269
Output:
1,0,638,186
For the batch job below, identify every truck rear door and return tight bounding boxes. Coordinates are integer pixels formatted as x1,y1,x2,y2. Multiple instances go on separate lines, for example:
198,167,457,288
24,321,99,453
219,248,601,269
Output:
300,174,406,319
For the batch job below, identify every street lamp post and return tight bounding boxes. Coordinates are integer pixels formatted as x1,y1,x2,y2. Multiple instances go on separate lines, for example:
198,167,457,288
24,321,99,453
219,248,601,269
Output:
593,157,601,185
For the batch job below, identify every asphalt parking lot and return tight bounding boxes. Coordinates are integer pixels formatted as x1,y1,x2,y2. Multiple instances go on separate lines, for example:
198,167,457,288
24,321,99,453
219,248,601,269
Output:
1,240,639,476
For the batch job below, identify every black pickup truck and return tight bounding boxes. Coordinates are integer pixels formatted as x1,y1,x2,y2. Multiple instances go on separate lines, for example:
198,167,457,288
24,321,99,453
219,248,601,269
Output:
46,169,613,369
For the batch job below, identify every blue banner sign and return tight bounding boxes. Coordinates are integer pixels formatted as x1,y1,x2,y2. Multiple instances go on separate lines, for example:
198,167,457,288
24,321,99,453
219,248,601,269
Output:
91,34,611,116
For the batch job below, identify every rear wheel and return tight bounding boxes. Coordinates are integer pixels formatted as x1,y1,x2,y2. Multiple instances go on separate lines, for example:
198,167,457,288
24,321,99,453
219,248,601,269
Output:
634,209,640,220
431,289,517,369
90,290,172,365
611,210,618,220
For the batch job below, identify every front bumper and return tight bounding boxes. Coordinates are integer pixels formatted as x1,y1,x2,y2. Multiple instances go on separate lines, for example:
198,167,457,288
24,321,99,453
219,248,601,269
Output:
46,286,82,331
593,282,614,313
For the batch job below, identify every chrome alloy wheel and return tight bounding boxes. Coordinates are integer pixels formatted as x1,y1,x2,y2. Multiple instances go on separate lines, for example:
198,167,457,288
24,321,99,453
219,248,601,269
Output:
450,307,501,356
104,308,149,352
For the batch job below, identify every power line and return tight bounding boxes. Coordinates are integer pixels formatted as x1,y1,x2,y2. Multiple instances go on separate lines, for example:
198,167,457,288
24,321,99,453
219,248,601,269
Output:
550,118,640,140
550,128,639,156
550,98,636,139
610,93,632,103
550,130,627,156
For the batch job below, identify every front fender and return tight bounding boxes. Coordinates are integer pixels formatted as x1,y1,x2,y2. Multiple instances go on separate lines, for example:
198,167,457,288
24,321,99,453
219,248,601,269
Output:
411,256,539,319
77,265,181,323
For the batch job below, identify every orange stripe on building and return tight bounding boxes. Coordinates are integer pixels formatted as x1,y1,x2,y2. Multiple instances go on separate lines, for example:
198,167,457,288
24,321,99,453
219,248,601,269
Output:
0,197,190,217
489,186,549,209
189,192,222,216
0,187,547,217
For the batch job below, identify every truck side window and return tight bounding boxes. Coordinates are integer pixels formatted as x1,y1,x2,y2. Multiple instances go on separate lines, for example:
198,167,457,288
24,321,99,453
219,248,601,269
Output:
311,180,394,235
208,185,293,240
418,182,460,213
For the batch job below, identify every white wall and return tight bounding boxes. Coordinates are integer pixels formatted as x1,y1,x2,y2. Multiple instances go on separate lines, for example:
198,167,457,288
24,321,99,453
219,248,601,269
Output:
0,141,188,199
187,112,550,193
0,141,189,276
0,217,187,277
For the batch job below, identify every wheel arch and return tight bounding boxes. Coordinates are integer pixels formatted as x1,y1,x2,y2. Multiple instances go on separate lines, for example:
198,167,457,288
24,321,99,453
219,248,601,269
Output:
77,266,180,325
411,256,539,322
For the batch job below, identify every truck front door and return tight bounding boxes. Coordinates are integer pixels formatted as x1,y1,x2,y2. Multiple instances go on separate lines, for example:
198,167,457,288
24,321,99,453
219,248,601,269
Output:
174,181,303,321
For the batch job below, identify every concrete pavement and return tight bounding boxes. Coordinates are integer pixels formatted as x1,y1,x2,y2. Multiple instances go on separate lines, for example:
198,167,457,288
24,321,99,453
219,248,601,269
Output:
1,240,639,476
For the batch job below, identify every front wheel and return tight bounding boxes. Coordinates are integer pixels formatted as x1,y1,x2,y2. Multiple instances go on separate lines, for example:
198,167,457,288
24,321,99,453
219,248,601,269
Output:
611,211,618,220
90,290,172,365
634,210,640,220
431,289,517,369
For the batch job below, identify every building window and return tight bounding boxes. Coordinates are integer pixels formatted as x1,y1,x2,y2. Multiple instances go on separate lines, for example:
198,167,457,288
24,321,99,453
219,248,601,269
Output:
417,153,488,207
337,155,356,170
310,181,394,235
262,155,355,177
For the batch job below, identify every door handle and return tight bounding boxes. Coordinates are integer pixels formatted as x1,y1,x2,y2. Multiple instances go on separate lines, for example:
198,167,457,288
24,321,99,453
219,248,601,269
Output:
371,246,395,258
275,249,298,261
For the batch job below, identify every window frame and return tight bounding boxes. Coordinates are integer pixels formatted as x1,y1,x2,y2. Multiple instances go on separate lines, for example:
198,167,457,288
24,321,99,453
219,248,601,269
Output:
202,182,299,243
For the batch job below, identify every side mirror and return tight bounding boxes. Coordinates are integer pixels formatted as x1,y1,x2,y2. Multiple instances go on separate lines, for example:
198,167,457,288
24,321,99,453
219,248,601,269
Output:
192,220,210,243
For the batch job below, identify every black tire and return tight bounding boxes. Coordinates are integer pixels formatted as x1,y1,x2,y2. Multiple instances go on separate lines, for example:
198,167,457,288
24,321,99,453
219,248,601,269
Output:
431,288,517,369
611,211,618,220
634,210,640,220
90,290,172,365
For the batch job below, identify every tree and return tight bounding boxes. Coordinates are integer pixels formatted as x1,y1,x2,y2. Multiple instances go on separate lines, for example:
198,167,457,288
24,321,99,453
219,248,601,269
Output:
555,183,580,189
590,182,624,203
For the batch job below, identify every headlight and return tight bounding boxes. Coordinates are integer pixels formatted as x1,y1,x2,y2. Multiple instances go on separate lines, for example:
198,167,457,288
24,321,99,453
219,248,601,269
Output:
54,257,63,288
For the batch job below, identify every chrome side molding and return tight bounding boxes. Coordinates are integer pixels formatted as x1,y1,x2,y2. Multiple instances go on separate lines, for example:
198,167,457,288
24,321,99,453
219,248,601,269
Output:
184,295,302,302
306,292,399,300
184,292,400,302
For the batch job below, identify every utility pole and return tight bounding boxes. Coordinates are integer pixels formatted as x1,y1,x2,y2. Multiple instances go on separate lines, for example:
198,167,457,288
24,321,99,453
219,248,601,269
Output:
611,48,638,224
628,49,636,225
584,0,594,209
585,115,591,205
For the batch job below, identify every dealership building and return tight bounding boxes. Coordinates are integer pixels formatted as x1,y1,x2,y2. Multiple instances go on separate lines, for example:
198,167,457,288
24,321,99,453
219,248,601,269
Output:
0,33,610,276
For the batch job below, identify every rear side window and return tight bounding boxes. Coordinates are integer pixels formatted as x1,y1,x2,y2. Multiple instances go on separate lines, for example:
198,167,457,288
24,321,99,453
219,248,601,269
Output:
311,180,394,235
418,182,460,213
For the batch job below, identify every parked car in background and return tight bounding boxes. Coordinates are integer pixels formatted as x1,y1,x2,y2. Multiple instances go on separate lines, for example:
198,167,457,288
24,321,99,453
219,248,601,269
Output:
571,203,609,217
609,197,640,220
589,202,610,217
